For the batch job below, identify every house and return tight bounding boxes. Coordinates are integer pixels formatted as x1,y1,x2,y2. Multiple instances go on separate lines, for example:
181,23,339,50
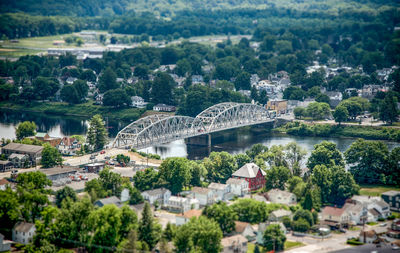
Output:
325,91,343,107
12,222,36,244
343,201,368,225
2,143,43,166
141,188,171,206
176,209,202,226
350,195,391,219
57,137,81,156
269,209,292,222
0,233,11,252
191,75,204,84
153,104,176,112
131,96,147,108
266,100,288,114
226,178,249,196
0,178,12,191
8,153,30,168
167,196,199,213
250,74,260,87
359,230,378,244
66,77,77,85
265,189,297,205
256,222,287,245
321,206,350,228
39,167,78,183
191,187,215,206
253,194,268,204
221,234,248,253
120,188,130,202
234,221,256,240
208,182,230,201
35,132,50,141
231,163,266,191
382,191,400,212
0,160,13,172
94,196,122,207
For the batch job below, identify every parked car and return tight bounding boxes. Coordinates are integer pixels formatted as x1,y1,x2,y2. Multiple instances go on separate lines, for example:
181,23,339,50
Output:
100,150,105,154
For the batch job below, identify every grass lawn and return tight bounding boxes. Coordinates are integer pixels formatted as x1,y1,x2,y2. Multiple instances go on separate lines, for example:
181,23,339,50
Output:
366,222,378,226
247,243,263,253
349,226,361,231
285,241,305,250
359,185,400,197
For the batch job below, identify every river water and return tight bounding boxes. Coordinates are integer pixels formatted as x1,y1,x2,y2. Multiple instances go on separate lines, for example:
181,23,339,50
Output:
1,110,399,160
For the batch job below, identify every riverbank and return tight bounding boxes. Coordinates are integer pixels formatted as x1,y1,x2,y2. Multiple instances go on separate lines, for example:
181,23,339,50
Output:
0,101,146,122
274,121,400,142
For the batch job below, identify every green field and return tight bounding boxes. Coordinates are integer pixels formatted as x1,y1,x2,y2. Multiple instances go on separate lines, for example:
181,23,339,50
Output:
359,185,400,197
247,241,305,252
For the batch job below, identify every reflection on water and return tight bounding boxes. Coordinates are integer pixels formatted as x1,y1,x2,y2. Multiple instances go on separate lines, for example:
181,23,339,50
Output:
1,109,399,161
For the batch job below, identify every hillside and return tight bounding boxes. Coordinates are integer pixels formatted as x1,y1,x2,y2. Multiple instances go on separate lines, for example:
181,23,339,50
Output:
0,0,398,16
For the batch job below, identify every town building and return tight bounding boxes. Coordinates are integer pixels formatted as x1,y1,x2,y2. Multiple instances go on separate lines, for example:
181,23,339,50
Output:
382,191,400,212
350,195,391,219
131,96,147,108
34,133,61,147
231,163,266,191
226,178,249,196
208,182,230,201
176,209,202,226
191,187,215,206
141,188,171,206
12,222,36,244
0,160,13,172
153,104,176,112
324,91,343,107
1,143,43,166
265,189,297,205
39,167,78,185
321,206,351,228
221,234,248,253
94,196,122,207
343,201,368,225
234,221,256,240
57,137,82,156
8,153,30,168
167,196,199,213
0,233,11,252
265,100,288,114
269,209,292,222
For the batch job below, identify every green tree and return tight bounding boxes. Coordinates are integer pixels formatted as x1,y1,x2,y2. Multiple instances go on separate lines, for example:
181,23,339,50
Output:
85,178,107,200
203,202,237,234
345,138,389,184
129,186,144,205
103,88,131,107
293,209,314,227
151,72,174,105
285,142,307,176
55,186,77,208
158,157,191,194
315,93,330,104
379,92,398,124
139,202,162,249
265,166,291,191
163,223,176,241
307,141,344,171
333,106,349,125
306,102,331,120
203,152,237,183
188,161,207,187
0,187,20,232
263,224,286,252
293,107,306,119
98,67,119,93
174,216,222,253
16,121,36,140
87,114,108,151
231,199,270,223
234,153,251,168
99,167,123,196
246,143,268,160
234,72,251,90
33,76,59,100
133,168,159,191
387,147,400,185
41,143,62,168
292,218,310,232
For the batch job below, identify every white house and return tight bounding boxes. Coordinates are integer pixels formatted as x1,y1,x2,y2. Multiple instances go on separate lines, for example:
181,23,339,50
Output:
141,188,171,206
350,196,391,219
321,206,351,227
12,222,36,244
153,104,176,112
167,196,200,213
191,187,215,206
131,96,147,108
266,189,297,205
120,188,130,202
176,209,202,226
269,209,292,222
208,182,230,201
343,202,368,225
0,233,11,252
226,178,249,196
221,234,248,253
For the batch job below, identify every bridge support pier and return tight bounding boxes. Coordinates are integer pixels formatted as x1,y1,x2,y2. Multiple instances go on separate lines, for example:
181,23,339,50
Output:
185,134,211,147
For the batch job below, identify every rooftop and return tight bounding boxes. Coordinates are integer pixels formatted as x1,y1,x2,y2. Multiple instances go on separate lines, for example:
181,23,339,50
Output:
13,222,35,233
221,234,247,247
226,178,247,185
382,190,400,196
142,187,170,196
3,143,43,154
39,167,78,176
95,196,121,206
235,221,250,233
208,182,228,191
271,209,292,217
322,206,346,216
232,163,265,178
177,209,202,219
191,186,211,195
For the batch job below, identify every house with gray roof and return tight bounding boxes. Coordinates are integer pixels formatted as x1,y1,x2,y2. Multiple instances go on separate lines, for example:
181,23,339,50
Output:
2,143,43,166
269,209,292,222
12,222,36,244
208,182,230,201
226,178,249,196
0,233,11,252
94,196,122,207
266,189,297,205
191,187,215,206
141,188,171,206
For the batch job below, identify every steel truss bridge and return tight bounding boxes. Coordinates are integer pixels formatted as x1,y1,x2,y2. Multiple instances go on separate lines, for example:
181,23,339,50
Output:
112,102,277,149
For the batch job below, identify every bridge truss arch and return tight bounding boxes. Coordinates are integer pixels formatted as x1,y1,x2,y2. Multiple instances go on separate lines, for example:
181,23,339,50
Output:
113,102,274,149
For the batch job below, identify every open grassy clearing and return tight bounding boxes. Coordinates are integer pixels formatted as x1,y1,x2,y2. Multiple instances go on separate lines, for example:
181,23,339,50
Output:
359,185,400,197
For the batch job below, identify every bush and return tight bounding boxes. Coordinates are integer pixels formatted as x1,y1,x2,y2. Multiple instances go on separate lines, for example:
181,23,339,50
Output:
292,218,310,232
347,239,364,245
377,217,385,222
387,215,395,220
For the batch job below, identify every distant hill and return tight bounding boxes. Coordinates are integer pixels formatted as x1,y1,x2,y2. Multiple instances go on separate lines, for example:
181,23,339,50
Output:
0,0,398,17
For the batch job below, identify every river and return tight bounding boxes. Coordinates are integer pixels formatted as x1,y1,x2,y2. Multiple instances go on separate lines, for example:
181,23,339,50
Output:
1,109,399,160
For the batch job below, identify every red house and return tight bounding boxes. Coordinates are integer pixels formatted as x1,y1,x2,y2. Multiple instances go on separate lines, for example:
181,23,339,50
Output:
231,163,266,191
